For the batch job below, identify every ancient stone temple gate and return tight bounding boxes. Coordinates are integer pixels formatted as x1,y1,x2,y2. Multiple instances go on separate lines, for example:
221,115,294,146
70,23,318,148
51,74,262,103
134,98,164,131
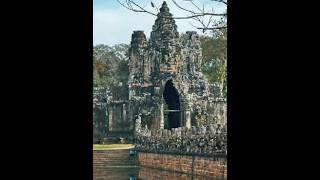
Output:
93,1,226,142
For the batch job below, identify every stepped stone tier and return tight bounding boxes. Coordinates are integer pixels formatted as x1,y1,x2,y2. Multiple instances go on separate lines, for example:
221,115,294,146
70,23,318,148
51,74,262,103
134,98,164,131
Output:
93,1,227,143
93,149,138,167
93,149,138,179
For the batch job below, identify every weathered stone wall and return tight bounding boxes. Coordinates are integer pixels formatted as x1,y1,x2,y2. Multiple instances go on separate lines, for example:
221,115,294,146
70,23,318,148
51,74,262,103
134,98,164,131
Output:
107,102,128,131
135,124,227,154
205,100,227,125
128,2,227,130
93,85,133,141
138,152,227,179
106,84,132,132
93,87,108,142
93,1,227,142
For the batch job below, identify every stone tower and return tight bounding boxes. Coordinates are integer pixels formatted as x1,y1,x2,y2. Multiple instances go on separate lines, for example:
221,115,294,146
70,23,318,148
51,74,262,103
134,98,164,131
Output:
128,1,226,132
93,1,227,142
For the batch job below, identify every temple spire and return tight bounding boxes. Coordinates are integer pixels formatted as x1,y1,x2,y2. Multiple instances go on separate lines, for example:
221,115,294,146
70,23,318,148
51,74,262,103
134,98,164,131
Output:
159,1,169,13
150,1,179,46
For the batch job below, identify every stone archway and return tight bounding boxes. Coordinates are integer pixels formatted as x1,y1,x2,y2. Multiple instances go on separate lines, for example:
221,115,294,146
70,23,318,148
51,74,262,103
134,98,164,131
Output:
162,79,181,129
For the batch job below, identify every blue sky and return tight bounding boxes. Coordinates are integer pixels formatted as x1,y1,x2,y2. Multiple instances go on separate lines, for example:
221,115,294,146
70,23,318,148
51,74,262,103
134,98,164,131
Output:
93,0,226,45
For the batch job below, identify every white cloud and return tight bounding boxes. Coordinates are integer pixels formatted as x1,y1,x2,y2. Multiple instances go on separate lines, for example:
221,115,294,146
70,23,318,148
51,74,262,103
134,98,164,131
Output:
93,0,226,45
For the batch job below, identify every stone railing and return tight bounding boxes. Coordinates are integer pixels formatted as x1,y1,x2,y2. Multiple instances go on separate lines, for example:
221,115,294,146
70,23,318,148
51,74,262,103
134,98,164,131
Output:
135,124,227,156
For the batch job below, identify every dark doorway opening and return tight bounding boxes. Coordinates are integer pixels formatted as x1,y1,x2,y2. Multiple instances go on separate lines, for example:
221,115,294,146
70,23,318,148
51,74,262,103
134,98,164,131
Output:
163,80,181,129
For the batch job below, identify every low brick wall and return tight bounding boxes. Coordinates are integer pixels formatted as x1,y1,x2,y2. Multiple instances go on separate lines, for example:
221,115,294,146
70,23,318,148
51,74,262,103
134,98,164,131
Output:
138,152,227,179
138,166,220,180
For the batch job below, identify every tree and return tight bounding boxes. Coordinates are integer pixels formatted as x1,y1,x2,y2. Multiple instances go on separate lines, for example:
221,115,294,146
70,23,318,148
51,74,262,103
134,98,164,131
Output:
93,44,130,87
201,26,227,97
117,0,227,32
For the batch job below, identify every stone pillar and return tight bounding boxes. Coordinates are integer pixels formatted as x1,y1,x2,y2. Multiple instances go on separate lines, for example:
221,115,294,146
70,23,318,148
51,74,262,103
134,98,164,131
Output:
122,103,127,130
135,114,141,134
152,103,162,130
105,103,109,134
108,107,113,131
122,103,126,121
160,103,164,129
185,110,191,128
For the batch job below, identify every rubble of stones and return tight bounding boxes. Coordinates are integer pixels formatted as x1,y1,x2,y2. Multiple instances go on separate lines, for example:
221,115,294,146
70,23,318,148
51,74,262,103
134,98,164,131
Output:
135,124,227,155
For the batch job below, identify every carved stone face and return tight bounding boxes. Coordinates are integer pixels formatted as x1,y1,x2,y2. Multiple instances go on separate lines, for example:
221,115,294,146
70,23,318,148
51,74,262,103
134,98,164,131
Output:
95,1,226,144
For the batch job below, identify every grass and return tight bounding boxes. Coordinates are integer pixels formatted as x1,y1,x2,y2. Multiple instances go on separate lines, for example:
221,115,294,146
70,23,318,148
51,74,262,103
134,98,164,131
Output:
93,144,134,150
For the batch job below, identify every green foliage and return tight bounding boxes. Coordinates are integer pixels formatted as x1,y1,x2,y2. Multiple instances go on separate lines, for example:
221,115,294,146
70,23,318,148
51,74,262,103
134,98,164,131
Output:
93,44,129,87
200,27,227,96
